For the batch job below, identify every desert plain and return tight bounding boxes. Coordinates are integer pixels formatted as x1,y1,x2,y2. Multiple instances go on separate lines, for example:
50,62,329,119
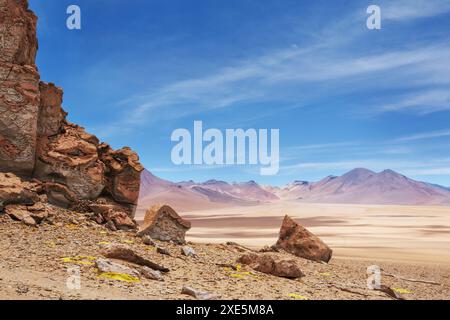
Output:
184,201,450,265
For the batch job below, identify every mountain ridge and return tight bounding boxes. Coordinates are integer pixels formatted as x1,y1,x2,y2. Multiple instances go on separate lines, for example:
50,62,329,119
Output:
137,168,450,216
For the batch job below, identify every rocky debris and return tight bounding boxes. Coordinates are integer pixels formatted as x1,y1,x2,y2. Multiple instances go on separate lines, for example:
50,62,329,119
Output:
156,245,171,256
139,266,164,281
138,204,191,244
181,286,217,300
0,172,40,206
5,205,36,226
142,235,157,247
181,246,198,258
238,253,305,279
259,245,280,253
275,215,332,263
101,244,169,272
89,201,136,231
95,258,140,278
0,173,51,226
0,0,143,229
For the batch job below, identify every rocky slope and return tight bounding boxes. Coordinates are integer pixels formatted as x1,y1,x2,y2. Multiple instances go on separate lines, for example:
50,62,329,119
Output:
0,0,143,229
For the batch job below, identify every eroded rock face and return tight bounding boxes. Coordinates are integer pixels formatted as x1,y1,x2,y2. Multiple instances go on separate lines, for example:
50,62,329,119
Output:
0,0,38,66
0,0,40,176
0,0,143,227
35,123,106,202
275,215,332,263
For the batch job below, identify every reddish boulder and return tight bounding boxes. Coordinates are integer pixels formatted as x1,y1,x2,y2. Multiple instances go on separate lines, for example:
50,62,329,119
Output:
99,144,143,206
238,253,304,279
138,204,191,244
275,215,332,263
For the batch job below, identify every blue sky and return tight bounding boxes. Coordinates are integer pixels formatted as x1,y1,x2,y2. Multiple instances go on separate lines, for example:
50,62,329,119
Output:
29,0,450,186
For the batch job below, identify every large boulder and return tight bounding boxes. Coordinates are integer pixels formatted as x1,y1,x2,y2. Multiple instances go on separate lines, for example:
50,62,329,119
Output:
238,253,304,279
275,215,332,263
138,204,191,244
99,144,143,206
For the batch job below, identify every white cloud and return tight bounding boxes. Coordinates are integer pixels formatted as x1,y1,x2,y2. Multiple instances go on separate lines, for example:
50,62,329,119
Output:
393,129,450,142
381,90,450,114
383,0,450,21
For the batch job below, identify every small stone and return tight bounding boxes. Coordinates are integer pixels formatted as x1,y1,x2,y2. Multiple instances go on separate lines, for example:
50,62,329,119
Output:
142,235,156,246
95,258,140,278
156,246,171,256
139,267,164,281
181,246,198,258
105,220,117,231
181,286,217,300
101,244,169,272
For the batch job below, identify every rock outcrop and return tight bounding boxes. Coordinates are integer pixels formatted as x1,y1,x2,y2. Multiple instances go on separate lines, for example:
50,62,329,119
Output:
0,0,143,228
275,215,332,263
0,0,39,175
138,204,191,244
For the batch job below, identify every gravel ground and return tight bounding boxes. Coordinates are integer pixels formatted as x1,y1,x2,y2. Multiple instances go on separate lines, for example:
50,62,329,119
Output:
0,205,449,300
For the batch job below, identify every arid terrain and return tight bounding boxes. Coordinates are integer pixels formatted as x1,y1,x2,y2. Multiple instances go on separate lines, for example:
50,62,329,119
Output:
0,202,449,300
181,202,450,265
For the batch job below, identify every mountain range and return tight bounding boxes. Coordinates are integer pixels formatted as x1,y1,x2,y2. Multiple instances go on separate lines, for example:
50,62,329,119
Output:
137,168,450,216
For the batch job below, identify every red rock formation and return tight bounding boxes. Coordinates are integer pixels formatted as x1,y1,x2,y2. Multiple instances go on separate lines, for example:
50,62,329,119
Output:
0,0,40,175
275,215,333,263
0,0,143,228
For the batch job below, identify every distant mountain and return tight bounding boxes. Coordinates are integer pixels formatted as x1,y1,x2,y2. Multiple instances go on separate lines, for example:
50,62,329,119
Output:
136,169,277,218
275,168,450,205
137,168,450,217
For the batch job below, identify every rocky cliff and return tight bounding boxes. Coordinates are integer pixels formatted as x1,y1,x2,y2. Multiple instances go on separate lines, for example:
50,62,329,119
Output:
0,0,143,228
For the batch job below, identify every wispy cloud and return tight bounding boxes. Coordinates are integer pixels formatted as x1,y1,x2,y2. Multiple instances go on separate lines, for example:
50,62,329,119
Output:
383,0,450,21
381,90,450,114
95,2,450,138
393,129,450,142
112,42,450,130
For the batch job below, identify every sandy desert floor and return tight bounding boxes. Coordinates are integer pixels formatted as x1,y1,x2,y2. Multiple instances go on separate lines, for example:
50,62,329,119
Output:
0,202,449,300
183,202,450,265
